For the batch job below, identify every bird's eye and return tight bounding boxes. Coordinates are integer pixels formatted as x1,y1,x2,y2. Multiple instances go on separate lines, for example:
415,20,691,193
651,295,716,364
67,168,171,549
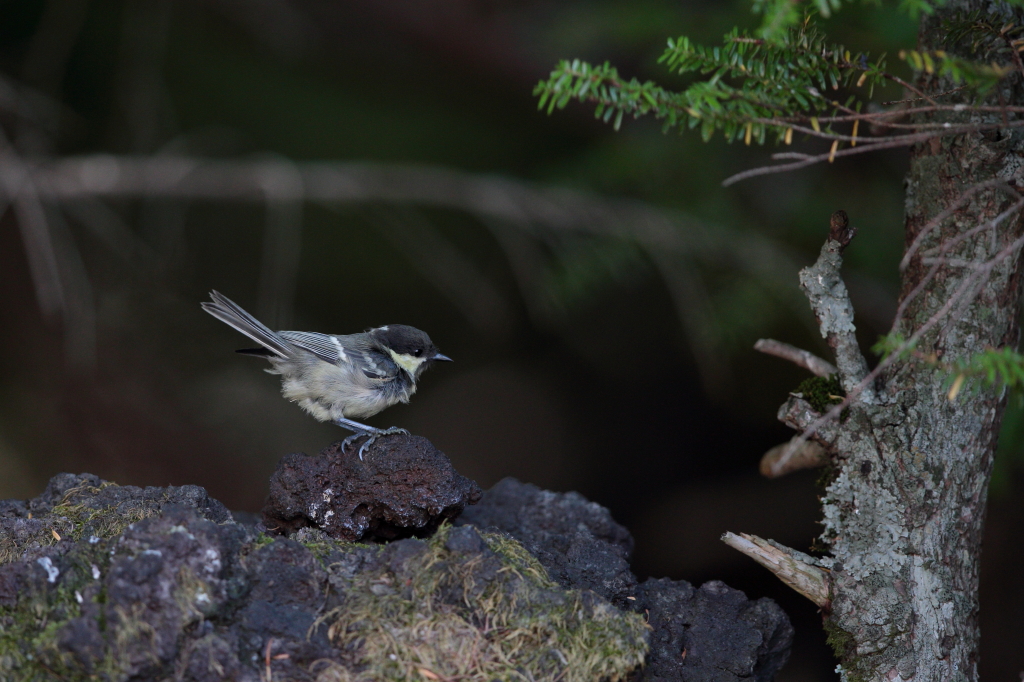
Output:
413,349,423,357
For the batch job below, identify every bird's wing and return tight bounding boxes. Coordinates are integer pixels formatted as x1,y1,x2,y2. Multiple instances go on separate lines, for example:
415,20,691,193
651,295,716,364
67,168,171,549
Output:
351,346,400,380
279,331,400,380
278,331,348,364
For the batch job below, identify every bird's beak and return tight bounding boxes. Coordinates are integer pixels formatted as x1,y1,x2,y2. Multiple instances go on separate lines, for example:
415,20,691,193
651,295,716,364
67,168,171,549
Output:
433,353,453,362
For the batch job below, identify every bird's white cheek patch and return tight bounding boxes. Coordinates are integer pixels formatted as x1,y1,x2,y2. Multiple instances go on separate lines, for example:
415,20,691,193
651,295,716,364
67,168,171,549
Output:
387,349,426,375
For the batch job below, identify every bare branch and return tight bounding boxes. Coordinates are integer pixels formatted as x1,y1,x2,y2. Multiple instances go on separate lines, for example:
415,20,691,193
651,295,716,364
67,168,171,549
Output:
798,211,876,403
754,338,837,376
892,191,1024,333
760,436,828,478
6,154,816,386
762,104,1024,130
881,86,968,105
9,181,66,322
723,121,1024,186
721,532,831,608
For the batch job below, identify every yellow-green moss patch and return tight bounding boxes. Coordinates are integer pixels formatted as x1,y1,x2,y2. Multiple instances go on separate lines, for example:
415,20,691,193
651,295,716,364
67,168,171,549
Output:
315,525,648,682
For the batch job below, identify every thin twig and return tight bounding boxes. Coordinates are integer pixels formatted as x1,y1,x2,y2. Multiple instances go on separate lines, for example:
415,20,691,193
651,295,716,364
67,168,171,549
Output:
764,104,1024,125
754,338,838,377
919,195,1024,260
723,123,1024,186
882,86,968,105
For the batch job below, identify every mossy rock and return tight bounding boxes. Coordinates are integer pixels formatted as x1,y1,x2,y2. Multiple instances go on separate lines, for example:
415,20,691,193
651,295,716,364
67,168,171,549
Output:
0,476,648,682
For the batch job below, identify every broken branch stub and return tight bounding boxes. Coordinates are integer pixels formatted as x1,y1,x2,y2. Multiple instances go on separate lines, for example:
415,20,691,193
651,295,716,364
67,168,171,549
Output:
721,532,830,608
760,436,828,477
797,211,876,403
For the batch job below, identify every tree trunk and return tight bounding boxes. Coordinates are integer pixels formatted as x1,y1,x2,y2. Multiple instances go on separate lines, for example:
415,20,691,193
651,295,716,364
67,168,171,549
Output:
822,3,1024,680
728,3,1024,681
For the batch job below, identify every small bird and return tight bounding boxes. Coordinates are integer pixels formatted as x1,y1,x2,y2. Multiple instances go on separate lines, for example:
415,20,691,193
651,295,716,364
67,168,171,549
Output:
201,291,451,458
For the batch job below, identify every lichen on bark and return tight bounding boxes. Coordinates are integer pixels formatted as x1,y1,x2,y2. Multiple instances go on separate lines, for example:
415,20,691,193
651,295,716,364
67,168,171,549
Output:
808,3,1024,679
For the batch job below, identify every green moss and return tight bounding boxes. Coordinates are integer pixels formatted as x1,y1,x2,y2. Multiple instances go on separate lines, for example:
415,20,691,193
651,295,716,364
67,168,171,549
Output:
0,539,123,680
824,619,870,682
294,528,345,561
815,460,839,492
824,618,853,658
50,482,161,543
315,525,649,682
248,532,276,551
795,374,845,413
1,483,163,568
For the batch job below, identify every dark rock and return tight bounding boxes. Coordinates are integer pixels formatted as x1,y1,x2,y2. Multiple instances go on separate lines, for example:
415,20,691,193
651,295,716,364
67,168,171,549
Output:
29,472,232,523
458,478,794,681
56,616,105,673
456,476,637,606
238,537,333,669
444,524,489,556
632,577,794,682
102,505,249,677
0,473,233,568
0,499,28,518
262,435,482,542
178,634,246,682
0,473,648,681
0,469,794,682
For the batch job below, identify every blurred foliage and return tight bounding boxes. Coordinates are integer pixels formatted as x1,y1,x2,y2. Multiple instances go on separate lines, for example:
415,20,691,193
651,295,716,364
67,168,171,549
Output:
0,0,918,503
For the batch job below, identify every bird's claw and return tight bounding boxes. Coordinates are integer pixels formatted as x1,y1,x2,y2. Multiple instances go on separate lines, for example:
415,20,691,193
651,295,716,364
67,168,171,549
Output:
342,427,410,460
340,433,364,454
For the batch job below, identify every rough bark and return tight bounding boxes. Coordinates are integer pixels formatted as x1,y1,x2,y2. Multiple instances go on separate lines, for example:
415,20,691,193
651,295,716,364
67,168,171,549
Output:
820,5,1024,681
732,3,1024,680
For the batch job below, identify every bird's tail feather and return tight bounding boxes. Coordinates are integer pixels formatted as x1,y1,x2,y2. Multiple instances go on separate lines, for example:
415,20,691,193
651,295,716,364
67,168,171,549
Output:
201,291,293,359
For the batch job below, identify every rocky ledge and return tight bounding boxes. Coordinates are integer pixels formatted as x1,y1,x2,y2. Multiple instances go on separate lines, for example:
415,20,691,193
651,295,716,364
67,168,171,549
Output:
0,437,792,681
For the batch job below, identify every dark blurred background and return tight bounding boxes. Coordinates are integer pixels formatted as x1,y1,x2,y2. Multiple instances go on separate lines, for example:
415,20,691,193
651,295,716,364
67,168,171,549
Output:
0,1,1021,679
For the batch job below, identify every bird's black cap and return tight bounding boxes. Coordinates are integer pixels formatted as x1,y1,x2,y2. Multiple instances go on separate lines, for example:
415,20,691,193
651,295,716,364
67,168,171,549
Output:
371,325,449,361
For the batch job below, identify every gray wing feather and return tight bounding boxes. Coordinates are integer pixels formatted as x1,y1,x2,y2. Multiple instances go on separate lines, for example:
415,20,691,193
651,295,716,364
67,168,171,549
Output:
354,347,398,379
202,291,292,359
280,331,399,380
279,331,345,364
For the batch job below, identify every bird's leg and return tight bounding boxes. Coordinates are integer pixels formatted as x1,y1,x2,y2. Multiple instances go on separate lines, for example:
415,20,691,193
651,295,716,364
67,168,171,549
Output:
334,417,409,460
